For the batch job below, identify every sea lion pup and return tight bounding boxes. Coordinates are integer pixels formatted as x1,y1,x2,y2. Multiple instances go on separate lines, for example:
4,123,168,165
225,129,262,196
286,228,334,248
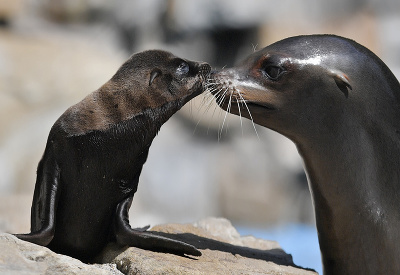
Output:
14,50,211,262
208,35,400,274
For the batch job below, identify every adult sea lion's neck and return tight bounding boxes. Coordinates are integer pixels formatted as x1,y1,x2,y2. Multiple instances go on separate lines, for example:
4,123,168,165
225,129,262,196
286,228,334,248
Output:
296,119,400,274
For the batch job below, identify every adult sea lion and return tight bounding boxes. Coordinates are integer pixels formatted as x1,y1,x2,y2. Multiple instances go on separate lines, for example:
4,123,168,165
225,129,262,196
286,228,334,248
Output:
208,35,400,274
14,50,211,262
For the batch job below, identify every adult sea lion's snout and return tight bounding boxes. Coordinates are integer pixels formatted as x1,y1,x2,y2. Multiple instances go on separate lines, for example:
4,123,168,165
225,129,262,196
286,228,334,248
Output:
209,67,277,119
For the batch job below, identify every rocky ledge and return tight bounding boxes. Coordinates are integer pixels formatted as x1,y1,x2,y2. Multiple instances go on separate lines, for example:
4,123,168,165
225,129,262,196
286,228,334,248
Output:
0,217,317,275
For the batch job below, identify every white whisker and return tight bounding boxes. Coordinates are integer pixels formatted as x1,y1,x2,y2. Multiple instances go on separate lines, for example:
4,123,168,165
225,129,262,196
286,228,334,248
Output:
236,94,244,137
237,93,260,140
200,79,260,141
219,92,232,137
252,43,258,52
224,90,234,134
217,87,230,140
193,86,222,134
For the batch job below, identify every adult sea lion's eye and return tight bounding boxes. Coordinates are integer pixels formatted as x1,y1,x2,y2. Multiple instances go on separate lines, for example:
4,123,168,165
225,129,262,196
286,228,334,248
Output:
176,62,190,75
263,65,284,80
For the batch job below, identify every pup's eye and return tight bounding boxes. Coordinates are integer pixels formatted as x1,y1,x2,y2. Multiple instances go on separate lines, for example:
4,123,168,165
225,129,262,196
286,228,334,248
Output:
262,65,284,80
176,62,189,75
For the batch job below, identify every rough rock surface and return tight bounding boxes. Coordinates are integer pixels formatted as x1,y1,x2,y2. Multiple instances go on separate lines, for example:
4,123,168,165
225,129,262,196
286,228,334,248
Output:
0,233,122,275
97,217,317,275
0,217,317,275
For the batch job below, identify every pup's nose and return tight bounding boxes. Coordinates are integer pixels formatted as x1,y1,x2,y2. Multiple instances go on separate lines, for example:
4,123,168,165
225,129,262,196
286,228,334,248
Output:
198,63,211,78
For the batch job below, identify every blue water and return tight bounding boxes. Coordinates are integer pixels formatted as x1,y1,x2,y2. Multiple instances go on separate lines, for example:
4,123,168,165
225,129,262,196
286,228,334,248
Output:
236,223,322,274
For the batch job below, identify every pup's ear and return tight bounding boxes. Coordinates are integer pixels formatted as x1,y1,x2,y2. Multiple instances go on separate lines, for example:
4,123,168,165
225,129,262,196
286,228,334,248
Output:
149,68,162,86
329,70,352,97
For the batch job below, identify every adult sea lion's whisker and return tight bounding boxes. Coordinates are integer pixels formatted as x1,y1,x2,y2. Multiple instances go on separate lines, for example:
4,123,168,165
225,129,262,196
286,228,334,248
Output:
224,90,234,134
216,87,228,106
197,89,215,112
201,91,214,105
218,88,230,139
205,88,223,106
193,89,222,135
202,86,224,113
236,93,244,136
237,93,259,140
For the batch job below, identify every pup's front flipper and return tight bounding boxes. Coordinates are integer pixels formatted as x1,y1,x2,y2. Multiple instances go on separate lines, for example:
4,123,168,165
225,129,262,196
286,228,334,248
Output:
114,196,201,256
14,156,60,246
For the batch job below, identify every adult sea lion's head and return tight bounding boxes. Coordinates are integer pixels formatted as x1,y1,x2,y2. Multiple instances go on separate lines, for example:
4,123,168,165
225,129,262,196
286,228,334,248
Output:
209,35,400,143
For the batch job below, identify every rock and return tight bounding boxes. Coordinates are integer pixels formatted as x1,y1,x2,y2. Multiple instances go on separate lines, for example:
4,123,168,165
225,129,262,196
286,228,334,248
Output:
0,233,122,275
97,217,317,275
1,217,316,274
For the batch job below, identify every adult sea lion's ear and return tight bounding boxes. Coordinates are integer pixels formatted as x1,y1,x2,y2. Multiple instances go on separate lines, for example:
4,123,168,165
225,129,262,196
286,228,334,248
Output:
149,69,162,86
329,70,352,97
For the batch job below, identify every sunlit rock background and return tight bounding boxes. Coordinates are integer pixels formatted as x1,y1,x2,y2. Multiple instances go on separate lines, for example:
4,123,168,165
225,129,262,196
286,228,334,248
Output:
1,0,399,273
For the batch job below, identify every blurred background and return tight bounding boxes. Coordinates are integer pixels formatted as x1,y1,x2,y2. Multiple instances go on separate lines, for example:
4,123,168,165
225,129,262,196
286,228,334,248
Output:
1,0,400,273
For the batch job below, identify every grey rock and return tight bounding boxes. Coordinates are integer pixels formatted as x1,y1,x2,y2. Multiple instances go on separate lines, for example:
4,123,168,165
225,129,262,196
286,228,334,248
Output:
0,233,122,275
1,217,317,274
97,217,317,275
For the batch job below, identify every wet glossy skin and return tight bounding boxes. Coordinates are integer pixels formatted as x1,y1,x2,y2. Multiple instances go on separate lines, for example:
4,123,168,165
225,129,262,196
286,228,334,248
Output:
210,35,400,274
14,50,210,262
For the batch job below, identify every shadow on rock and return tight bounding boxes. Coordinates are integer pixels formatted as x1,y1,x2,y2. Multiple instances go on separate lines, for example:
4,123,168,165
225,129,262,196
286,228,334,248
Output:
96,218,317,274
152,231,295,266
